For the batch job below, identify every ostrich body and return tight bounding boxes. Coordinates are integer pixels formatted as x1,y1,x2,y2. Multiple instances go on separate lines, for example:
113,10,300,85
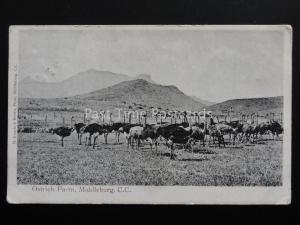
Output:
49,126,74,147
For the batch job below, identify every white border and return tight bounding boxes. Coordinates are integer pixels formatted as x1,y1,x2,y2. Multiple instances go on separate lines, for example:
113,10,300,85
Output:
7,25,292,204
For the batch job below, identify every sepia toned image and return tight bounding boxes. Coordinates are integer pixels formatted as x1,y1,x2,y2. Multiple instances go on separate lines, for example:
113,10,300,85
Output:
7,25,292,204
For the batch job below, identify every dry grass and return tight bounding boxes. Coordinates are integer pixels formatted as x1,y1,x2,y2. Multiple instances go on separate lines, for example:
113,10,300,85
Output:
17,132,282,186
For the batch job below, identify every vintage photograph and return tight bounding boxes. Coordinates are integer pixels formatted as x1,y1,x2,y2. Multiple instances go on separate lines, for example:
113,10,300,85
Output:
7,25,292,204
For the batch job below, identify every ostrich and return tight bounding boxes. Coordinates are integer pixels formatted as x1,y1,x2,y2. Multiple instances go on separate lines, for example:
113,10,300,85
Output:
49,126,74,147
109,122,128,143
73,122,86,145
82,123,104,149
156,124,193,159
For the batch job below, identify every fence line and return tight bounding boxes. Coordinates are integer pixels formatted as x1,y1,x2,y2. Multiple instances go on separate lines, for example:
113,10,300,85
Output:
17,109,284,130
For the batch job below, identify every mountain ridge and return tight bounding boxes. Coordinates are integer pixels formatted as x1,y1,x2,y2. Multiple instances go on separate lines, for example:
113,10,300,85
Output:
72,79,206,111
190,96,216,106
19,69,156,98
207,96,283,114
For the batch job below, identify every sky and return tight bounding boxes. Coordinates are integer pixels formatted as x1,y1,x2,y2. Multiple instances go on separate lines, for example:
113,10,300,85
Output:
18,27,285,102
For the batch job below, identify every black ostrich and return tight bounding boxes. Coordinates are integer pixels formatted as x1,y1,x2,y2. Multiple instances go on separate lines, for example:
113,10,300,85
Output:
49,126,74,147
73,123,86,145
110,122,128,143
82,123,104,149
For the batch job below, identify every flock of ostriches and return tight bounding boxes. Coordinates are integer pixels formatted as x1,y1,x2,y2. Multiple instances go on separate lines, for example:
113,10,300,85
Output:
47,115,283,160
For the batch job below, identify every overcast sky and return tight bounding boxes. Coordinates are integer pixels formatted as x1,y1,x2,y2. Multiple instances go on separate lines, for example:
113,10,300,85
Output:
19,27,285,102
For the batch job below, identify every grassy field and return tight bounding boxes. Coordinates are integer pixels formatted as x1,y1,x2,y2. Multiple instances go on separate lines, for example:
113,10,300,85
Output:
17,132,282,186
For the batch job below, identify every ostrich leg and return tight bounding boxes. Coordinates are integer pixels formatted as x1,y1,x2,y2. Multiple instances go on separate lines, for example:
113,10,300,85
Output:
79,133,82,145
93,136,99,149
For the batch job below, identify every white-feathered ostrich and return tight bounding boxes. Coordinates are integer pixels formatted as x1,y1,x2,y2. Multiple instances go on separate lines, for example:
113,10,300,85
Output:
49,127,74,147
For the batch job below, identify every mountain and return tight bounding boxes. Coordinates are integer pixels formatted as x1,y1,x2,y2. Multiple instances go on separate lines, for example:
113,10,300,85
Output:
135,74,156,84
73,79,206,110
19,69,156,98
190,96,215,106
207,96,283,114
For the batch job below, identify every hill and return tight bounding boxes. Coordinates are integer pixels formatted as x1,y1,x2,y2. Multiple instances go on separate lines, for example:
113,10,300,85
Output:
207,96,283,114
190,96,215,106
19,69,156,98
73,79,206,111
